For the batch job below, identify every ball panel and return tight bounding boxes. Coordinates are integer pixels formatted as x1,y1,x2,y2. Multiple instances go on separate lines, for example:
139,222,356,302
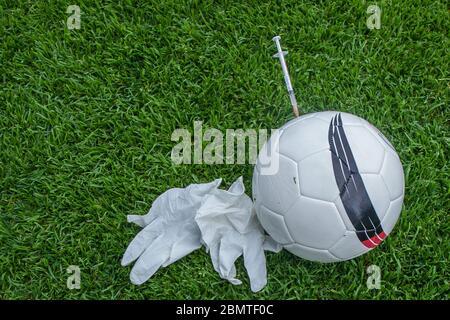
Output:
281,113,316,131
328,231,369,260
252,155,300,214
360,118,397,152
257,205,294,245
255,171,284,213
360,173,391,222
343,125,385,174
284,243,340,263
266,154,300,213
279,117,330,163
298,150,340,202
381,196,403,235
380,150,405,200
284,197,346,249
313,111,364,126
334,197,356,231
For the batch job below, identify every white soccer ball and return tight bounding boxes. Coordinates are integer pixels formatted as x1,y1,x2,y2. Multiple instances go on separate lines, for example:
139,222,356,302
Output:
252,111,404,262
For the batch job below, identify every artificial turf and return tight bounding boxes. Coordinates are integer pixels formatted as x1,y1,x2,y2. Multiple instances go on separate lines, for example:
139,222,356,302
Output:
0,0,448,299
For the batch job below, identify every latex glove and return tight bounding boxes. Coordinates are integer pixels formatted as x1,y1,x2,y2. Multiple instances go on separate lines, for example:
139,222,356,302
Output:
195,177,281,292
121,179,221,285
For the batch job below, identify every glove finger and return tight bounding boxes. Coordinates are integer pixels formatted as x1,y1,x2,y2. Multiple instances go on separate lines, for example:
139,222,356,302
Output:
243,234,267,292
127,194,172,227
162,229,202,267
218,236,243,285
263,235,283,253
127,213,157,228
208,242,221,275
126,185,188,228
129,234,170,285
121,220,162,266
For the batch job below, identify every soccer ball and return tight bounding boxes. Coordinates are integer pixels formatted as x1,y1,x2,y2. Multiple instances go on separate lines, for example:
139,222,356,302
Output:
252,111,404,262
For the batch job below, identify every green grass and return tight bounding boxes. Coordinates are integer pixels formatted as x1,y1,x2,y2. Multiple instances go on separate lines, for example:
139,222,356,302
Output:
0,0,448,299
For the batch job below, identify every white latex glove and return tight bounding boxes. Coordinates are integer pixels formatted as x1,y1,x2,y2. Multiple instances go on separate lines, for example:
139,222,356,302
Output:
121,179,221,285
195,177,281,292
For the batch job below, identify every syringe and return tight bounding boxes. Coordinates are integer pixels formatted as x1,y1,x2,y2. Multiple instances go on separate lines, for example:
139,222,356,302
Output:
272,36,300,117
